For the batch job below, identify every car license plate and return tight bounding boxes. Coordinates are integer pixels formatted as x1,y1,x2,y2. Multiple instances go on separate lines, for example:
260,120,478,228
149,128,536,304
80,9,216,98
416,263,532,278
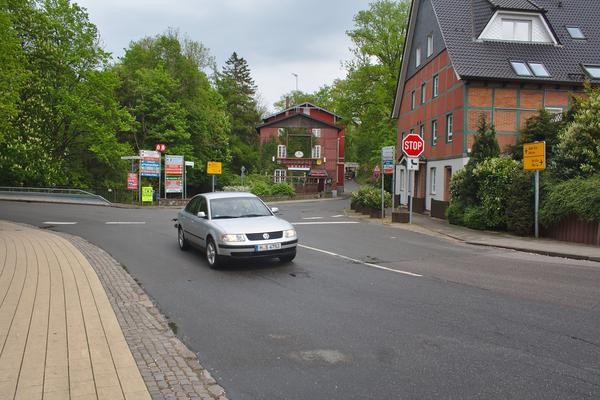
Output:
256,243,281,252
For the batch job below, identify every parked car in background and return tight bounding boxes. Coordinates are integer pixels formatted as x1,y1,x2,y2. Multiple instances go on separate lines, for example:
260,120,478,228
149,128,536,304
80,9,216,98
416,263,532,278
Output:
175,192,297,268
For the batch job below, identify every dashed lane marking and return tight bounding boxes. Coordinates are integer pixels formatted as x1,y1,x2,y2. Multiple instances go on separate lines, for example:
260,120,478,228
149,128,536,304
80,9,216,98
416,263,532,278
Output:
298,244,422,277
105,222,146,225
43,221,77,225
302,217,324,220
331,215,344,218
292,222,359,225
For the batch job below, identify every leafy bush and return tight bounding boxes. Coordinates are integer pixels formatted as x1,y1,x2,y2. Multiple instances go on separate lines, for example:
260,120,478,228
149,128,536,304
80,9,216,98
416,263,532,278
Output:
540,174,600,226
250,181,271,196
351,186,391,209
271,182,295,196
463,206,488,230
505,170,533,236
446,201,465,225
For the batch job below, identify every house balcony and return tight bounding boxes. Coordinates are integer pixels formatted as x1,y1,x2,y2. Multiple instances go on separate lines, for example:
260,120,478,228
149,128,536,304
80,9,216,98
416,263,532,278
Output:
276,157,323,170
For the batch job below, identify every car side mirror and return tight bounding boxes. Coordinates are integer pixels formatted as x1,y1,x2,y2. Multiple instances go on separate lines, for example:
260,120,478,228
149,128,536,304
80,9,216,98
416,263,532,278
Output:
197,211,207,218
271,207,279,214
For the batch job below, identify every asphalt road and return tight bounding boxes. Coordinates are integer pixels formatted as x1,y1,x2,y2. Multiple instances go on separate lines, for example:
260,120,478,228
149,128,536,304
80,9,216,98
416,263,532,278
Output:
1,199,600,399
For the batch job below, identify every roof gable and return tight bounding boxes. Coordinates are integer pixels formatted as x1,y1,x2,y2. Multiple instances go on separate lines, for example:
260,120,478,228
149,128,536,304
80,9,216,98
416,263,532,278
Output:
264,102,342,122
257,113,341,131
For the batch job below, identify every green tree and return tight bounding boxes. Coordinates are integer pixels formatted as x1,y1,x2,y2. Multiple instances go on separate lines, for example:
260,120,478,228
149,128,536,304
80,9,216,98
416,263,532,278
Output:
507,109,564,161
216,52,262,174
468,114,500,167
1,0,133,188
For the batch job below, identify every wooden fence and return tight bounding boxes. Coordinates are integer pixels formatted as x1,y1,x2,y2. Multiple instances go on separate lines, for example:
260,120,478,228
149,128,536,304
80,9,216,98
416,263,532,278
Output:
542,215,600,246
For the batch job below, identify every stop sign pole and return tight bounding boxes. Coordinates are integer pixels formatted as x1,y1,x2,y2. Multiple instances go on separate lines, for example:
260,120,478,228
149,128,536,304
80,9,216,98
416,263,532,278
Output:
402,134,425,224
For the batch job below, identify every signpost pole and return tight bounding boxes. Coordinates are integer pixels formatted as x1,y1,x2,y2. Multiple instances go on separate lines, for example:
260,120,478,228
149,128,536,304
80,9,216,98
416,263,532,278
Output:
392,164,396,211
381,159,385,220
409,171,414,224
138,158,141,206
212,175,215,192
535,170,540,238
158,152,162,203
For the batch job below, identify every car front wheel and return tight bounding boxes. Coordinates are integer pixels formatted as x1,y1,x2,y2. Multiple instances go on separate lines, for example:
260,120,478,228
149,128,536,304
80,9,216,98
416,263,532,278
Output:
206,238,225,269
178,227,189,250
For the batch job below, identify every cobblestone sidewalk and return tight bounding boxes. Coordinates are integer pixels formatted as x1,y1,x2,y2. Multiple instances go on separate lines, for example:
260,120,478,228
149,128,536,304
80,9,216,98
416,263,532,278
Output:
62,233,228,400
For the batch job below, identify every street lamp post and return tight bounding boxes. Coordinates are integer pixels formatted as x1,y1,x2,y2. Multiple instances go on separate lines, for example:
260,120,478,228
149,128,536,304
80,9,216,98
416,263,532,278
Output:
291,73,298,91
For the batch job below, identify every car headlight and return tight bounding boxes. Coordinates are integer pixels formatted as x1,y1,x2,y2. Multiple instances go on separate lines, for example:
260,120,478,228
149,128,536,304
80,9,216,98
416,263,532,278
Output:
221,234,246,243
284,229,297,239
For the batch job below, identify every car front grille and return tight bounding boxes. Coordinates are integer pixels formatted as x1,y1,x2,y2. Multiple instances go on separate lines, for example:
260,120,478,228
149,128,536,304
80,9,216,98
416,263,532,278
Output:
246,231,283,241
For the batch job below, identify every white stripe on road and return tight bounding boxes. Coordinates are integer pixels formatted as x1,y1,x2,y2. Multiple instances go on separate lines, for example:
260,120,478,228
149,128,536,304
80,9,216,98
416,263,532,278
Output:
331,215,344,218
292,221,359,225
302,217,324,220
105,222,146,225
43,222,77,225
298,244,422,277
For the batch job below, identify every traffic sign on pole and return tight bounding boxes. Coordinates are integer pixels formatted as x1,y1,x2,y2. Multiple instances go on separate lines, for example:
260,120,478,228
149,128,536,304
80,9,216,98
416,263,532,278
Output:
402,134,425,158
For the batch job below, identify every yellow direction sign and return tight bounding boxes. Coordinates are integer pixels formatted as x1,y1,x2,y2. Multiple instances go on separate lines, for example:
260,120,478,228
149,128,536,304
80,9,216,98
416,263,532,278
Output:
207,161,222,175
523,141,546,170
142,186,153,202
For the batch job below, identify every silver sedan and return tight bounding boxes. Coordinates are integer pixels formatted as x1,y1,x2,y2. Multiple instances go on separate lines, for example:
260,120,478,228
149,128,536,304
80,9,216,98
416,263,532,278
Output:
175,192,297,268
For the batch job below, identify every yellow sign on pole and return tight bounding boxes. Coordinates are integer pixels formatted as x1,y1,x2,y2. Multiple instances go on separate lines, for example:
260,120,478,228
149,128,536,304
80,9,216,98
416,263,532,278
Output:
523,141,546,170
142,186,153,202
207,161,222,175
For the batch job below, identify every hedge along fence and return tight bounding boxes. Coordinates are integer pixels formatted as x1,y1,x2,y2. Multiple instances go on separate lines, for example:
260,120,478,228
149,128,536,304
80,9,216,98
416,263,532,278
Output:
540,174,600,245
351,186,392,210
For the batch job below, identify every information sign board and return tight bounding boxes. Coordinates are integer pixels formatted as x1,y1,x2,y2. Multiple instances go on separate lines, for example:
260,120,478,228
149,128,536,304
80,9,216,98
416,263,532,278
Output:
523,142,546,171
127,173,138,190
383,159,394,175
207,161,222,175
140,150,161,177
142,186,153,202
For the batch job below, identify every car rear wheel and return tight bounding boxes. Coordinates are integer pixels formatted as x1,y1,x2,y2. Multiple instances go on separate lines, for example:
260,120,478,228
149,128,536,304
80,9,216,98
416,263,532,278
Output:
279,249,296,263
206,238,225,269
178,227,189,250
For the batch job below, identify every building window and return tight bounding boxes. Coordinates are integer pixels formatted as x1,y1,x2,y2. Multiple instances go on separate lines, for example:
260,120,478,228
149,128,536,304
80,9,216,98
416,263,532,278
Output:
399,168,405,191
446,114,453,142
430,167,437,194
566,26,585,39
545,107,563,122
510,61,532,77
582,65,600,79
432,74,439,98
427,34,434,57
420,82,426,104
278,128,285,136
415,47,421,67
501,18,532,41
410,90,416,110
274,169,287,183
528,62,550,77
303,107,311,115
277,144,287,159
419,124,425,138
312,128,321,137
311,144,321,159
431,120,438,146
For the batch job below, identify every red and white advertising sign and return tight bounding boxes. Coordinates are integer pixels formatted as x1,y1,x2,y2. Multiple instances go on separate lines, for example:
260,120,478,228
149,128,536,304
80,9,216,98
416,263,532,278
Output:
155,143,166,152
402,134,425,158
127,172,138,190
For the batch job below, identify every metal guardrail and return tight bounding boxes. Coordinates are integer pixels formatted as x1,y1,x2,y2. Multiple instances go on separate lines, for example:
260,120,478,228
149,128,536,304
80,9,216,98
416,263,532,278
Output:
0,187,112,206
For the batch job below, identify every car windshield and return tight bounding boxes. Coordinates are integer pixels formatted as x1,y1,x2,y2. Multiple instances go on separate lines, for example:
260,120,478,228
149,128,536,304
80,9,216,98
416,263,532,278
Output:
210,197,272,219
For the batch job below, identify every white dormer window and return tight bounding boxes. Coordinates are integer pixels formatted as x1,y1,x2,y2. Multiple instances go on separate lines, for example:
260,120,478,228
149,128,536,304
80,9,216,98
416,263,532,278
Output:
415,47,421,67
312,128,321,138
478,11,557,44
502,18,532,41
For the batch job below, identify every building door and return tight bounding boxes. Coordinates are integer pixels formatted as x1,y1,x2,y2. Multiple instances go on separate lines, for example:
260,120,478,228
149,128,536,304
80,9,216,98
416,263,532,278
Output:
414,170,420,198
444,167,452,201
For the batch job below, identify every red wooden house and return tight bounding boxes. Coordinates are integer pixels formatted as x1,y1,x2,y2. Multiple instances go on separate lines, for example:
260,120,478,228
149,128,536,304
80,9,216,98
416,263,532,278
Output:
392,0,600,216
258,103,345,194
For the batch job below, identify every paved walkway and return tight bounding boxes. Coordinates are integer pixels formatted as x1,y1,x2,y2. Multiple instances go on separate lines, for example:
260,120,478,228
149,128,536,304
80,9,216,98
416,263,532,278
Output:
0,221,149,400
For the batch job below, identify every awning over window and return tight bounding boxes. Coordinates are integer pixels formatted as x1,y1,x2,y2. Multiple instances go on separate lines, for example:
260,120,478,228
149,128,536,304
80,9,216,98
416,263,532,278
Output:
309,169,328,177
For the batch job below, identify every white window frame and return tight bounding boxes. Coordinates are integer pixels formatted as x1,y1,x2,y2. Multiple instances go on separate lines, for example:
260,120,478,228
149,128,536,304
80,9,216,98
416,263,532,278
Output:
399,168,405,191
274,169,287,183
582,65,600,79
432,75,439,98
419,124,425,138
311,144,321,159
420,82,426,104
566,26,585,40
430,167,437,194
278,128,285,136
415,47,421,67
432,119,438,146
427,34,434,57
502,18,532,41
312,128,321,138
478,11,558,44
277,144,287,159
411,90,416,110
446,114,453,143
545,107,563,122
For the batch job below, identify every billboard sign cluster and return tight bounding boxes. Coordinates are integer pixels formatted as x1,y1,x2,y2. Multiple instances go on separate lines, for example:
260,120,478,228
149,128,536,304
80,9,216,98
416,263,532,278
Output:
165,155,184,194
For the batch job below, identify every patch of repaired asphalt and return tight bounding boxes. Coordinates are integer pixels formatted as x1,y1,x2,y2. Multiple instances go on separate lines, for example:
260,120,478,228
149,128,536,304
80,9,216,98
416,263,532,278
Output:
289,350,351,365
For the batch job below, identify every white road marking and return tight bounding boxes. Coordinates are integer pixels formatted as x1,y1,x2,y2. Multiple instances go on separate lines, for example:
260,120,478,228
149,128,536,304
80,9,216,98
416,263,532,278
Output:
43,221,77,225
298,244,422,277
105,221,146,225
292,222,359,225
331,215,344,218
302,217,324,220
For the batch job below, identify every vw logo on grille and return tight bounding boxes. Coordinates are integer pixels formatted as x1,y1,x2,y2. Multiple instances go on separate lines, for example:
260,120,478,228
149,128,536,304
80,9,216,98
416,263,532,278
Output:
263,233,270,240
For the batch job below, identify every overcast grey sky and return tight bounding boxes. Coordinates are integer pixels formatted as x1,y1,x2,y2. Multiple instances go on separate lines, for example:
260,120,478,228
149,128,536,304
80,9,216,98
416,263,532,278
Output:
76,0,372,112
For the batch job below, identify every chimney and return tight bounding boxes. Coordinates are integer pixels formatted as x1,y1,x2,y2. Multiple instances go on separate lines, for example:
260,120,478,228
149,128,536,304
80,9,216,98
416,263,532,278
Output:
285,96,290,109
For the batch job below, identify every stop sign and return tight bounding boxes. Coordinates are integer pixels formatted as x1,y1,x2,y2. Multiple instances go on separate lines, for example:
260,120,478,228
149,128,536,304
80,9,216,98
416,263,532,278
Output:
402,134,425,157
